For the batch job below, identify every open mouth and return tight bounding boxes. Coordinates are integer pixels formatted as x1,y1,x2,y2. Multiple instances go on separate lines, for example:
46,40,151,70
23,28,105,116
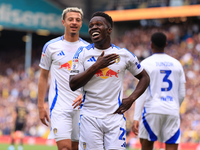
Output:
71,27,78,31
92,32,100,38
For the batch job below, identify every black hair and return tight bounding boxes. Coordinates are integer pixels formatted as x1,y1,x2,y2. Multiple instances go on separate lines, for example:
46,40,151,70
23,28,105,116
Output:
91,11,113,28
151,32,167,48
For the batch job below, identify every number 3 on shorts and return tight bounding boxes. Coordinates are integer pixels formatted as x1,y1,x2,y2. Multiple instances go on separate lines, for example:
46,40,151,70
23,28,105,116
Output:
119,127,126,140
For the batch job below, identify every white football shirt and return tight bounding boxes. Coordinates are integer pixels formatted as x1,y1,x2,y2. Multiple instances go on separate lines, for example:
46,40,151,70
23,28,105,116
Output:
134,53,186,119
70,43,143,118
39,36,89,115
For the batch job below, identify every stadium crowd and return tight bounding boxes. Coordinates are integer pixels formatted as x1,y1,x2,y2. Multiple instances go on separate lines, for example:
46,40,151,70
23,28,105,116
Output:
0,22,200,144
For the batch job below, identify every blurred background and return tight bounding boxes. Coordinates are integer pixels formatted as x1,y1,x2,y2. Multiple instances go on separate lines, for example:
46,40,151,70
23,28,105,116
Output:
0,0,200,149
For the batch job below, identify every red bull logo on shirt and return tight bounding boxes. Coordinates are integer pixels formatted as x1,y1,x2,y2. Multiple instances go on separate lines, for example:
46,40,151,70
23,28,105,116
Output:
59,60,72,71
95,67,119,79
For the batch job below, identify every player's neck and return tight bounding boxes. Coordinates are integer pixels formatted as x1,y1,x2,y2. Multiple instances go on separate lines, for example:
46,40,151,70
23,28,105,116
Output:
152,49,164,54
94,37,111,50
64,33,79,42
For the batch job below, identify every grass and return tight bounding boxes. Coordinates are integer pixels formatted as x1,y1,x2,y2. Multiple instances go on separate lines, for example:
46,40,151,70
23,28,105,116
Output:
0,143,156,150
0,143,57,150
0,144,142,150
0,144,143,150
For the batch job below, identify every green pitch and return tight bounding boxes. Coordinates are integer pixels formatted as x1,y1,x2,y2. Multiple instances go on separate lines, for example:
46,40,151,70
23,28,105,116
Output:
0,144,57,150
0,144,142,150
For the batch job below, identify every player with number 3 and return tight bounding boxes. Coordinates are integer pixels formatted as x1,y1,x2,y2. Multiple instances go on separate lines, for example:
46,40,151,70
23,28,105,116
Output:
132,32,186,150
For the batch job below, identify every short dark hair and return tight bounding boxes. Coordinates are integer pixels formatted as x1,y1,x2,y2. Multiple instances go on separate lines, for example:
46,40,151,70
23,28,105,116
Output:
91,11,113,28
151,32,167,48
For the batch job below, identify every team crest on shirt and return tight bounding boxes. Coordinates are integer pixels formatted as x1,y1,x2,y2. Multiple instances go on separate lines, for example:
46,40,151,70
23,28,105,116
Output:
83,142,86,149
72,59,79,69
53,128,57,134
115,55,120,64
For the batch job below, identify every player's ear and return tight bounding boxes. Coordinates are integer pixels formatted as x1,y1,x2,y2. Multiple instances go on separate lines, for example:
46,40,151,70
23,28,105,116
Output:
62,19,65,26
165,42,167,47
80,20,83,27
107,28,112,35
151,42,153,49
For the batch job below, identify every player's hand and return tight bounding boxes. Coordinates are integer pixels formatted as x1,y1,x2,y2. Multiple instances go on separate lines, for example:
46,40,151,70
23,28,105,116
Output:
72,94,82,109
114,97,134,114
132,120,139,136
95,51,119,69
38,107,50,126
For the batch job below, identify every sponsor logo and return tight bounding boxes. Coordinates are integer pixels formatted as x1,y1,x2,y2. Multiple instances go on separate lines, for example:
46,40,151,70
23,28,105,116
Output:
87,56,96,62
95,67,119,79
135,62,141,69
59,60,72,71
41,53,45,62
121,142,126,147
57,51,65,56
70,70,79,73
161,96,173,102
40,63,45,67
72,59,79,70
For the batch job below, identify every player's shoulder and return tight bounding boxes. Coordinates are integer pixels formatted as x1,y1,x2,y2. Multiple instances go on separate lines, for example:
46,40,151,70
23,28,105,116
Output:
73,44,93,59
111,44,122,50
142,53,181,66
140,55,156,67
164,54,182,65
84,43,95,50
77,43,94,52
42,36,63,53
79,38,90,46
111,43,136,56
141,54,153,62
73,43,97,59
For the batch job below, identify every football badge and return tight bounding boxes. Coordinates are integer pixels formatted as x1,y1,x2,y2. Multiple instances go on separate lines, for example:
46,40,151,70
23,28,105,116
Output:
115,55,120,63
83,142,86,149
53,128,57,134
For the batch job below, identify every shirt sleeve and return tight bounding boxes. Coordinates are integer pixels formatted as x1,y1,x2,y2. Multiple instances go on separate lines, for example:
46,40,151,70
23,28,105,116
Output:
125,48,143,76
39,43,52,70
133,88,147,121
179,82,185,106
178,63,186,106
70,46,85,75
179,64,186,83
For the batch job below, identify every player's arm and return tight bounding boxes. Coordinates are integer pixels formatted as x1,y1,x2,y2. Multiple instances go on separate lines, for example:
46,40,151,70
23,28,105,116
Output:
10,109,17,135
70,51,119,91
37,68,50,126
179,66,186,106
12,109,17,127
179,82,185,106
114,69,150,114
132,88,147,135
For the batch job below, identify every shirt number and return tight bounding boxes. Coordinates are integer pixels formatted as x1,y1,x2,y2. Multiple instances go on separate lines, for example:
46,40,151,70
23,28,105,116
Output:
160,70,172,91
119,127,126,140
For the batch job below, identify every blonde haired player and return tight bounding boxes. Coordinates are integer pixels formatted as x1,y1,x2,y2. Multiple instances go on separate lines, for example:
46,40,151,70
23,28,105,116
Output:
38,7,89,150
